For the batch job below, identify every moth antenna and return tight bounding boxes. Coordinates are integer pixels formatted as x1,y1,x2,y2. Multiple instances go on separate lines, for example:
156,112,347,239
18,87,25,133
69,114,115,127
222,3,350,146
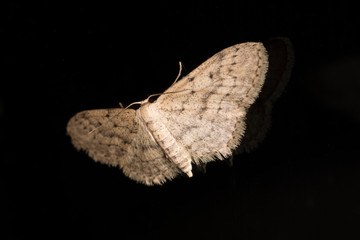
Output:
170,61,182,87
88,101,144,135
88,63,187,135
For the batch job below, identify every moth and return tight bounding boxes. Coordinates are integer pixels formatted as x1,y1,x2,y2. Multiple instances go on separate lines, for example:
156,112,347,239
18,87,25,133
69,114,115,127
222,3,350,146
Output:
67,42,268,185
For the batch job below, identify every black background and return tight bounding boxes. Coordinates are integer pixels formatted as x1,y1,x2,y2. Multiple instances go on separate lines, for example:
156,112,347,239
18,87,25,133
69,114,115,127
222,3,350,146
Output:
3,1,360,239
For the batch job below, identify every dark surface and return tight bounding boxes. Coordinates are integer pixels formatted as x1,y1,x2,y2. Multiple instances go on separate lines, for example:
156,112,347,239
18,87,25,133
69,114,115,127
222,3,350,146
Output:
2,1,360,239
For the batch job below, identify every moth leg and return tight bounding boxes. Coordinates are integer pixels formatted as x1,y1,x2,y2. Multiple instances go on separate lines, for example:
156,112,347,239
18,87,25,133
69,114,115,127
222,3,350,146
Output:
200,163,207,174
226,155,234,167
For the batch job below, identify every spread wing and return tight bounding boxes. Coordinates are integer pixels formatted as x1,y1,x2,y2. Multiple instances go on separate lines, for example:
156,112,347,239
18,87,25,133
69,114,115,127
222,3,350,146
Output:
235,38,294,154
153,42,268,164
67,108,180,185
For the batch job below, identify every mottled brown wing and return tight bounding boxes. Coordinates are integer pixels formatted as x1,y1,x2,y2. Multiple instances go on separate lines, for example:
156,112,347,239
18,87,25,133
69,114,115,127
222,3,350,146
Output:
153,42,268,164
235,38,294,153
67,108,180,185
